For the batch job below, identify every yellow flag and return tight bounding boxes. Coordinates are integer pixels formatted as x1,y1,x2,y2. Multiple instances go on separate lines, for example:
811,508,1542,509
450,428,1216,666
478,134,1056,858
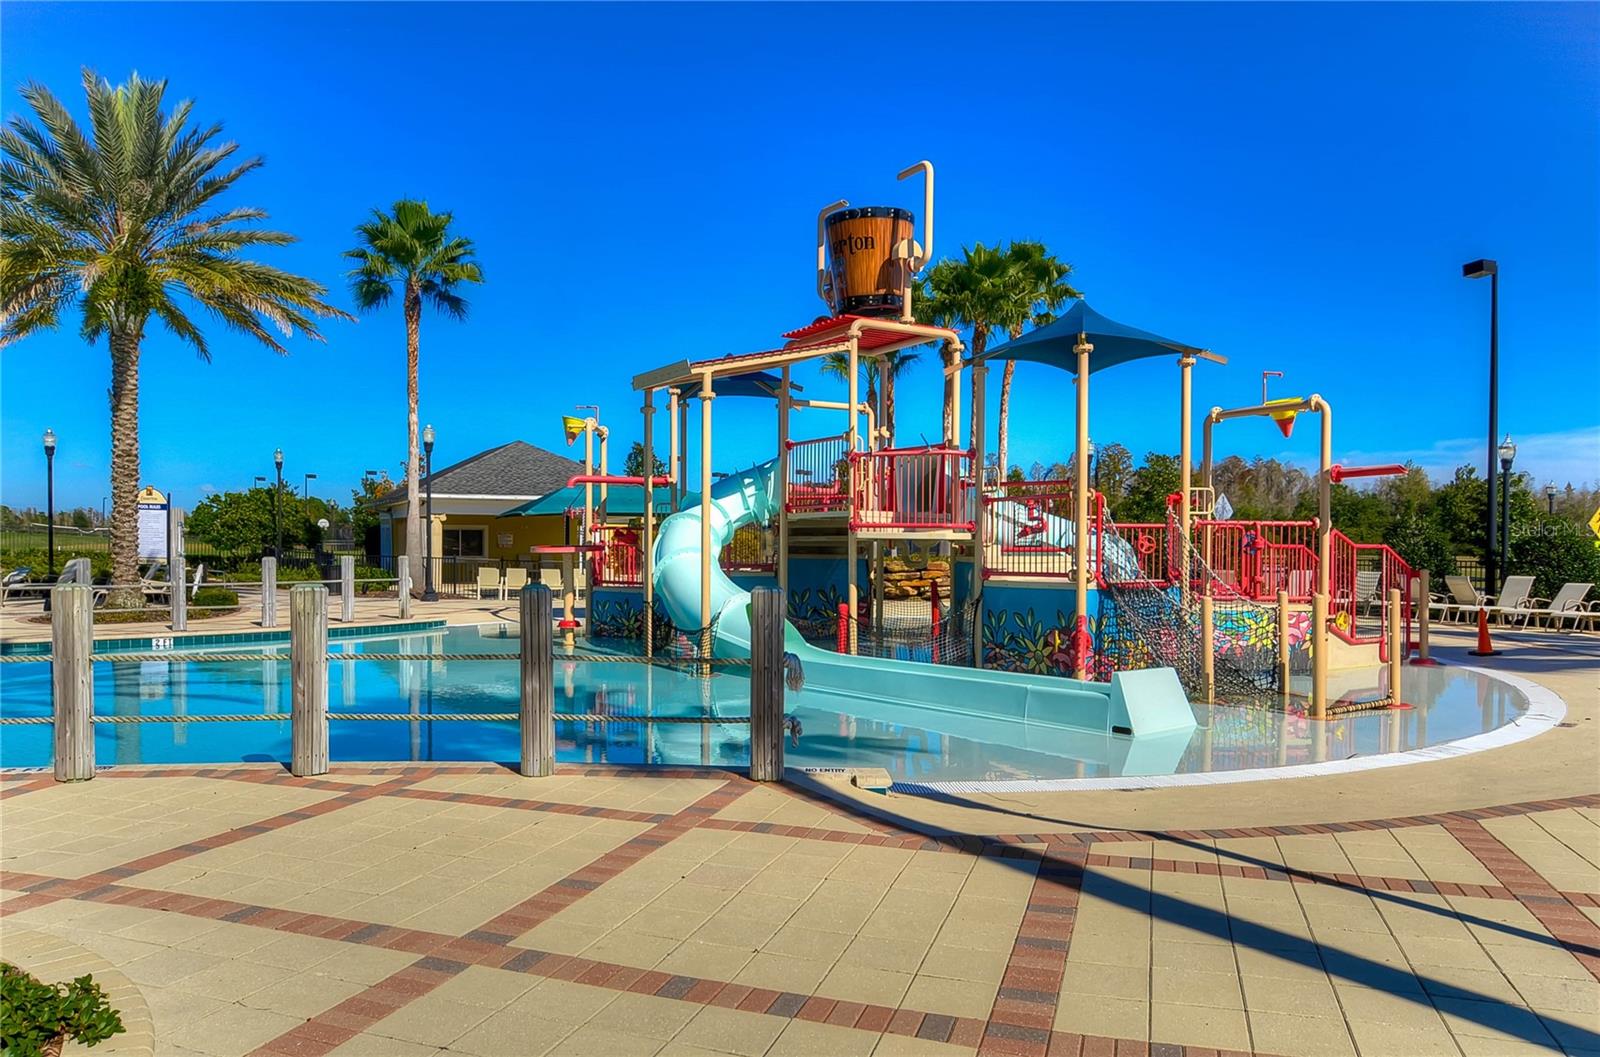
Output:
562,416,587,446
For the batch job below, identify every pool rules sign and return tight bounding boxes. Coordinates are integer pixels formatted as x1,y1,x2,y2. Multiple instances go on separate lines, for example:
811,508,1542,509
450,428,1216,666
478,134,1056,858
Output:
137,486,168,559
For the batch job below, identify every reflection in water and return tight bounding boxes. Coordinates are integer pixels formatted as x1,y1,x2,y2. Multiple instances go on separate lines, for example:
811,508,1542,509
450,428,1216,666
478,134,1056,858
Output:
0,628,1540,780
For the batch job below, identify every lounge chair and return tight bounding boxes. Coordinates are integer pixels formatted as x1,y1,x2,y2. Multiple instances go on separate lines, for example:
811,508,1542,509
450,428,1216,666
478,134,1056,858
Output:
504,567,529,597
1483,575,1537,626
1523,583,1597,631
1441,575,1486,623
474,565,502,600
1351,570,1383,615
1,567,32,606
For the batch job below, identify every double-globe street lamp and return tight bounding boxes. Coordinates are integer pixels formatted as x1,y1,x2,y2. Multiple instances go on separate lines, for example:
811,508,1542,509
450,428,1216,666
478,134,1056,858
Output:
273,448,284,558
42,428,57,578
1498,436,1516,578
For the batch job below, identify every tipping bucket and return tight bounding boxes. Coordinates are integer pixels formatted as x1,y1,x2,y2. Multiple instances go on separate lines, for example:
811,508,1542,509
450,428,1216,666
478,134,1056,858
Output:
825,206,914,317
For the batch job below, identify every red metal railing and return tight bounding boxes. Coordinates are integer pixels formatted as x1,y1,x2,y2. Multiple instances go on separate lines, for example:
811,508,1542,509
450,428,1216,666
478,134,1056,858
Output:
1194,520,1318,601
850,447,975,532
785,433,852,514
1329,531,1417,661
982,486,1074,578
590,525,642,588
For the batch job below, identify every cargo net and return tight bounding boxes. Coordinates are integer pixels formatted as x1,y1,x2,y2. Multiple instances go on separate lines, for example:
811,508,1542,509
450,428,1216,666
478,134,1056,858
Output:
1097,511,1299,705
842,597,977,668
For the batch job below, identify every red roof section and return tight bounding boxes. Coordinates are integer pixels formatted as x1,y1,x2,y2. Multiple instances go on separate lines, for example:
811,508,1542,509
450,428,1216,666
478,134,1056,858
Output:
780,314,917,351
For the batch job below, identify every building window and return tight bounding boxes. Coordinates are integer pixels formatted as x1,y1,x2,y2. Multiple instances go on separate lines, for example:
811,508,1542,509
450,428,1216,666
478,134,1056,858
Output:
443,527,486,558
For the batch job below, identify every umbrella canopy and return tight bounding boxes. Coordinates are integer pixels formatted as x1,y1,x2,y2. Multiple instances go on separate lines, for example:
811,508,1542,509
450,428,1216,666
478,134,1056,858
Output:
677,370,785,401
499,485,673,519
980,300,1207,375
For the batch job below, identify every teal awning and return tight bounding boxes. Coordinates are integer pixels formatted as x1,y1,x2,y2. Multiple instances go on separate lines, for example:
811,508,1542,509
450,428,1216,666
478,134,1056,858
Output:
499,485,673,519
981,300,1208,374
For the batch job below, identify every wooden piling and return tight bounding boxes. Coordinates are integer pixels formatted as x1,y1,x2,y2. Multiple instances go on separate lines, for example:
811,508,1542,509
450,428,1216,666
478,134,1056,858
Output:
290,584,329,777
340,555,355,623
749,587,785,782
261,557,278,628
397,557,412,620
171,558,188,632
51,583,95,781
519,585,555,777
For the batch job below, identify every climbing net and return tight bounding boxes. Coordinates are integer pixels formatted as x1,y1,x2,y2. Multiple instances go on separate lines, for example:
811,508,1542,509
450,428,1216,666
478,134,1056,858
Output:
842,597,978,668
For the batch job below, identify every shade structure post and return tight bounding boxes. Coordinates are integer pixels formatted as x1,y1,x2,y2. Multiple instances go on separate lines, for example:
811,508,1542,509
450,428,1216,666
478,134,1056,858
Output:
397,557,412,619
51,583,94,781
1311,591,1329,719
290,584,329,777
340,555,355,622
1416,570,1432,664
971,361,989,668
668,388,682,510
170,558,187,632
1276,589,1291,703
1179,355,1194,608
748,586,785,781
698,378,715,661
519,585,555,777
1387,587,1404,707
778,366,791,594
1073,340,1093,679
642,389,657,657
1199,594,1216,705
261,557,278,628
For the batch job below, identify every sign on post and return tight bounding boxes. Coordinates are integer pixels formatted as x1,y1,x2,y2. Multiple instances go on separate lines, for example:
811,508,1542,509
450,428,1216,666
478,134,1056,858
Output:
137,486,168,560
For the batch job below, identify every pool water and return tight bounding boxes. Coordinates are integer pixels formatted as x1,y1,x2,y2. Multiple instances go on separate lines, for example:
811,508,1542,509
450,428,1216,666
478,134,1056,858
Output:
0,625,1530,781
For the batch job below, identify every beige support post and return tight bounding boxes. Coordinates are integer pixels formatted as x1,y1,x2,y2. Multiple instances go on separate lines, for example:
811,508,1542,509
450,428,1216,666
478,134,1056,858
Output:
290,584,329,777
1277,589,1291,703
846,340,860,650
582,420,595,547
51,583,94,782
261,557,278,628
1387,587,1404,708
598,426,610,523
171,558,187,632
1073,340,1093,679
1313,394,1332,719
559,554,577,651
1179,355,1195,607
678,396,689,510
340,555,355,623
699,378,715,659
846,533,859,655
748,586,785,781
1311,592,1329,720
1416,570,1432,664
397,557,411,619
642,390,656,657
519,584,555,777
778,366,791,594
970,361,989,667
668,388,682,510
1199,595,1216,705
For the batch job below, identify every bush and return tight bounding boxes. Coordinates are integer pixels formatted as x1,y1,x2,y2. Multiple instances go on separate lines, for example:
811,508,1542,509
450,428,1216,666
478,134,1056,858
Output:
1384,514,1457,583
0,549,113,582
0,962,125,1056
190,586,240,609
1507,516,1600,600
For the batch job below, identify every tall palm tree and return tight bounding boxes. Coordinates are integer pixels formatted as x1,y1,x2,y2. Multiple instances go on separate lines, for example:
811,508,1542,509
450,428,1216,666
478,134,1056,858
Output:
918,243,1018,451
994,241,1079,478
818,348,921,446
344,201,482,594
1,70,348,604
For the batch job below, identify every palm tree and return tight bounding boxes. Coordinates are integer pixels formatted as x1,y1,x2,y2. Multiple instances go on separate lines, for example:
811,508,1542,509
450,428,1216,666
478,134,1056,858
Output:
1,70,348,604
344,201,483,594
917,243,1020,452
994,241,1079,479
818,348,921,446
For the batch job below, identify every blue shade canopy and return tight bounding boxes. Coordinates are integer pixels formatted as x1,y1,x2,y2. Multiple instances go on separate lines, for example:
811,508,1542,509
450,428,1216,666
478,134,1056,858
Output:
500,485,673,518
981,300,1207,375
677,370,785,401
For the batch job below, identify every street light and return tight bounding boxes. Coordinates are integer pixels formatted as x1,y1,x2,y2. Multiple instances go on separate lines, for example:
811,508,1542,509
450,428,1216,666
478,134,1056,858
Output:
303,472,318,499
1498,435,1516,584
1545,483,1557,515
1463,258,1499,591
421,424,437,602
42,429,56,578
273,448,284,558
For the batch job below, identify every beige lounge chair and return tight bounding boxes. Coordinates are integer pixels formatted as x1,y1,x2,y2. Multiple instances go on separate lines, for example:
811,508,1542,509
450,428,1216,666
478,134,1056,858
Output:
1483,575,1537,625
1441,575,1485,623
1524,583,1596,631
474,565,502,600
504,567,529,597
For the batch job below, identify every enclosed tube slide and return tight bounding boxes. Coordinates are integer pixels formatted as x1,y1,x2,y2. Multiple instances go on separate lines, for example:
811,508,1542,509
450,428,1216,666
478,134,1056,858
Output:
651,459,1196,745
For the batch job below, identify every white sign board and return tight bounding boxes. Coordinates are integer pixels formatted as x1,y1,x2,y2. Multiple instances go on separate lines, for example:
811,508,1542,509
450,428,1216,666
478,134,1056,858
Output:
1212,493,1234,521
137,486,168,560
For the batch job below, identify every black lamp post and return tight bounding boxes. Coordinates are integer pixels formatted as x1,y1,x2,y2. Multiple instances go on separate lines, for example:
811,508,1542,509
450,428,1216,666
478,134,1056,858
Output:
422,424,437,601
1545,483,1556,515
42,428,57,578
273,448,284,558
1463,259,1499,592
1498,435,1516,584
303,472,317,499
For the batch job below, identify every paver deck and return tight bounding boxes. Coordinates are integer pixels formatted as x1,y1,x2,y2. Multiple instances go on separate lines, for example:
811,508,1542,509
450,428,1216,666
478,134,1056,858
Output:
1,629,1595,1056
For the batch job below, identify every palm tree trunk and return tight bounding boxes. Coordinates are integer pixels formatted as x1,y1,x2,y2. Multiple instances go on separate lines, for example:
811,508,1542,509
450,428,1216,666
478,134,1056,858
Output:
108,327,143,608
883,371,896,447
997,360,1016,481
404,283,424,598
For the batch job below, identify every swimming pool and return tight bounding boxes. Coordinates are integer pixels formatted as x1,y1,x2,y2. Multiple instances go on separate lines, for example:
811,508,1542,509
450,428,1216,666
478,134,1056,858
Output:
0,624,1539,783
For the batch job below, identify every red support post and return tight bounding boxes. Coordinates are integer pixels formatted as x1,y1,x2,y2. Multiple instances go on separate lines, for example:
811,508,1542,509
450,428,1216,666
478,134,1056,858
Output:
836,602,849,654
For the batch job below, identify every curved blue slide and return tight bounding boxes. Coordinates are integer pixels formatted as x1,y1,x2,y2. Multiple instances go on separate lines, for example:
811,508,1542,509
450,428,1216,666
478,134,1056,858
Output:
650,460,1196,763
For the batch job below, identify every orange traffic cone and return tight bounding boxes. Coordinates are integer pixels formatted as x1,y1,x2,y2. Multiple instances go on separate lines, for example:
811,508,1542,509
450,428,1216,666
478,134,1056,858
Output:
1468,608,1499,656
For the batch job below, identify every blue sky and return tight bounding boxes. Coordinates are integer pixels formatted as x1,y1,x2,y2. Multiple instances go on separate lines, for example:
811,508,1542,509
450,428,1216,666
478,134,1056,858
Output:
3,2,1597,512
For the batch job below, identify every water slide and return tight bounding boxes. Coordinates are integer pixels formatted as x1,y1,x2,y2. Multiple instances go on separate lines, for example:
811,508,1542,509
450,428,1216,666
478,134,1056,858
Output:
650,459,1196,749
985,495,1145,582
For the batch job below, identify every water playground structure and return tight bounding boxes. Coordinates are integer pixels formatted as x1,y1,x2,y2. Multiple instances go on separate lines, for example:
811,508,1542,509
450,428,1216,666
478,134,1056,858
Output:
560,160,1423,766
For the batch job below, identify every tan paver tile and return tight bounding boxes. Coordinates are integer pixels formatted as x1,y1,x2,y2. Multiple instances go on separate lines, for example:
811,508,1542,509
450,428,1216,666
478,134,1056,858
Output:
1052,992,1148,1039
1432,995,1561,1048
1150,1002,1251,1050
121,946,226,988
1061,961,1148,1000
1240,972,1342,1017
672,1004,788,1057
164,1002,305,1057
586,991,701,1041
767,1017,882,1056
429,965,542,1010
370,994,496,1047
171,957,297,1002
1349,1017,1475,1057
870,1034,975,1057
762,925,855,963
1486,942,1593,980
550,1025,665,1055
1334,984,1449,1029
916,943,1010,984
817,962,916,1008
1150,966,1244,1009
839,934,932,974
735,951,833,993
238,969,369,1018
654,938,756,981
1152,941,1239,973
330,1032,450,1057
1509,972,1600,1016
1246,1010,1356,1057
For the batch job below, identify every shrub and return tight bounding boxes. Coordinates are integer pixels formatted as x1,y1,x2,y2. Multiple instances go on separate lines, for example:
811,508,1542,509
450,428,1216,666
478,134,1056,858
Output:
190,586,240,609
1507,516,1600,600
0,962,125,1056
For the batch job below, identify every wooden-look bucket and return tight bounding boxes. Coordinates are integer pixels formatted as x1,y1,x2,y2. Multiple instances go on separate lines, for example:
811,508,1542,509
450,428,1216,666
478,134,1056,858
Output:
825,206,914,316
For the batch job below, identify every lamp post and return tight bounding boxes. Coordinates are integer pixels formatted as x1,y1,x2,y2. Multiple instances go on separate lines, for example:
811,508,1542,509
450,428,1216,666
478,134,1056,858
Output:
422,424,437,602
42,429,57,578
273,448,284,558
1463,259,1499,592
303,472,317,499
1545,483,1556,515
1498,435,1516,585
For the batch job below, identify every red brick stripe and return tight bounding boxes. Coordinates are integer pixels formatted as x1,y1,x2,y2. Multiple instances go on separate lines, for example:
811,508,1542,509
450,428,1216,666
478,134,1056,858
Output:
979,847,1085,1057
